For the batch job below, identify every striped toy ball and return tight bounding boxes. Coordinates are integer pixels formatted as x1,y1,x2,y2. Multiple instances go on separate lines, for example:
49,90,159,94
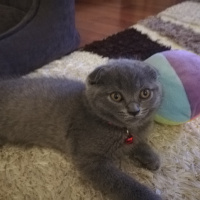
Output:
145,50,200,125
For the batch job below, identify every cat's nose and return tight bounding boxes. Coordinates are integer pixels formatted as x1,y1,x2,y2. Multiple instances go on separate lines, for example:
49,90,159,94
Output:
128,110,140,116
128,102,140,116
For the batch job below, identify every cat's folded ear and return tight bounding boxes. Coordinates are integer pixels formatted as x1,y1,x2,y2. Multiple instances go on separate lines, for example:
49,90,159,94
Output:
144,64,160,80
87,66,106,85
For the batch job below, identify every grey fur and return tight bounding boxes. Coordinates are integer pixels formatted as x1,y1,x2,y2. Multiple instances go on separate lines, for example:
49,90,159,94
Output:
0,59,163,200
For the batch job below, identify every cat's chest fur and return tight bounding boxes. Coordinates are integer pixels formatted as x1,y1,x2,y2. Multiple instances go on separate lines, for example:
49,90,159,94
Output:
68,107,137,159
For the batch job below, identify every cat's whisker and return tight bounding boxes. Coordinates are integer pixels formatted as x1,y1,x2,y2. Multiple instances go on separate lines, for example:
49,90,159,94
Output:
117,111,128,117
138,109,149,116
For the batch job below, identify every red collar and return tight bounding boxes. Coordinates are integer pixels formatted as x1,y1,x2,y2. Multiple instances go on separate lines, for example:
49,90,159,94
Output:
108,122,133,144
125,130,133,144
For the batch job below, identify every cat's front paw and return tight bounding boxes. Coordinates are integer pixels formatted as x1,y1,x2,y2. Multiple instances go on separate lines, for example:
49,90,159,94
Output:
129,185,162,200
132,142,160,171
138,151,160,171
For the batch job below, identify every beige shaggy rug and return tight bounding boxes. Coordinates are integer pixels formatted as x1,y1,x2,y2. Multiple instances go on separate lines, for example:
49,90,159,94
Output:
1,1,200,200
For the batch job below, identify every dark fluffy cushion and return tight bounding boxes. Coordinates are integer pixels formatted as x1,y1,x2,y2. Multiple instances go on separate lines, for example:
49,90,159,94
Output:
0,0,80,76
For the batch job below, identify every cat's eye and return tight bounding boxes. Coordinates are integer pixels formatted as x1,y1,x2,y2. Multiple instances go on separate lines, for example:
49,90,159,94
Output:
139,89,151,100
110,92,123,102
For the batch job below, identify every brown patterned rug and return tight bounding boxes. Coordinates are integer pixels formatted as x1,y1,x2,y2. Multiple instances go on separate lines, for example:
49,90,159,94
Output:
0,1,200,200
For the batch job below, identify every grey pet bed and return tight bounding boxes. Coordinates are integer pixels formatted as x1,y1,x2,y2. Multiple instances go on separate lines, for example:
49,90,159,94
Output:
0,0,80,76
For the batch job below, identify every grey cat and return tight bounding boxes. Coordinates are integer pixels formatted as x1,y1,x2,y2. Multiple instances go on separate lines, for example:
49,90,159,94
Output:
0,59,163,200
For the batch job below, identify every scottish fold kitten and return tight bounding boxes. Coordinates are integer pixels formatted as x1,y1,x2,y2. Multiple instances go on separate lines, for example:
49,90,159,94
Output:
0,59,162,200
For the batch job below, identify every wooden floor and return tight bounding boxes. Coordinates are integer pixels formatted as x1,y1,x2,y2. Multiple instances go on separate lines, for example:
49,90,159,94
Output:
75,0,184,47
